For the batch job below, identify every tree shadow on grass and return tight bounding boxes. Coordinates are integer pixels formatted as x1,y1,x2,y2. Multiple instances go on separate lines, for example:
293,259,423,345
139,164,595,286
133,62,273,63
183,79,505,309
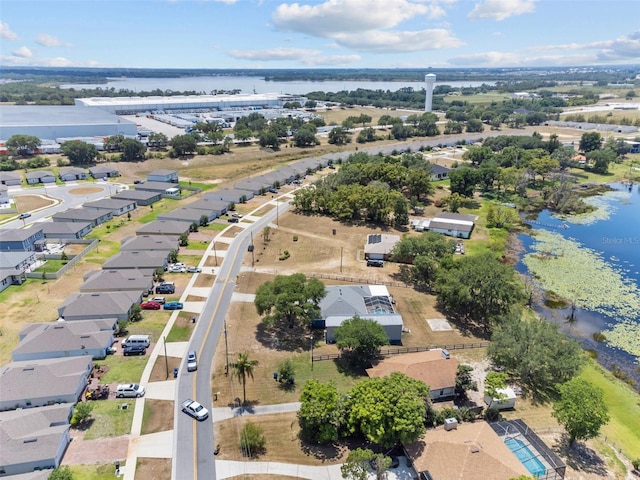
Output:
300,435,367,462
554,435,609,477
255,321,310,352
333,354,370,378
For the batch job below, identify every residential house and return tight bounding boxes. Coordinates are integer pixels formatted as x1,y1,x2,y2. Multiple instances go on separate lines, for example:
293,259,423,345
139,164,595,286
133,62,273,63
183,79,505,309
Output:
41,221,93,239
88,165,120,178
58,167,87,182
427,212,478,239
80,269,154,294
0,185,9,204
429,164,452,181
136,220,191,237
51,208,113,227
57,291,140,321
319,285,403,344
120,235,179,252
158,207,216,224
112,189,161,206
12,319,117,362
0,171,22,186
187,198,230,216
0,268,27,293
234,178,270,195
102,250,169,273
25,171,56,185
404,421,531,480
146,169,178,183
0,226,44,251
0,251,38,276
366,349,459,400
204,188,253,204
363,234,400,260
135,181,183,194
82,198,136,216
0,356,93,411
0,404,73,476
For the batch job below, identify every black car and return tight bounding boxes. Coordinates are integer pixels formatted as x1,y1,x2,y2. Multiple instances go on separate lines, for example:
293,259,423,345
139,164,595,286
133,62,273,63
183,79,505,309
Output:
123,345,146,356
227,217,239,223
18,213,32,219
155,285,175,294
367,259,384,267
133,180,144,184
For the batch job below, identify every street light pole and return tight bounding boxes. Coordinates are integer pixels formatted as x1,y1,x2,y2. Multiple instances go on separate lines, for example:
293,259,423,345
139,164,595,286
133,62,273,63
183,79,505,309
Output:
310,331,314,371
224,319,229,376
163,336,169,379
276,198,279,227
250,230,255,267
213,241,218,267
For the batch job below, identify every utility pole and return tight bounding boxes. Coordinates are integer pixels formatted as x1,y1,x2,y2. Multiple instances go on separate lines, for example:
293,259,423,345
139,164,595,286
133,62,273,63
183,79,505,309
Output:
310,331,314,371
224,319,229,376
276,198,279,227
250,230,255,267
340,247,343,273
213,241,218,267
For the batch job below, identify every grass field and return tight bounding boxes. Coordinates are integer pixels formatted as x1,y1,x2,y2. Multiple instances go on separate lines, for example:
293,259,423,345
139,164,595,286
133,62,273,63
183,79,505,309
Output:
83,400,135,440
99,356,148,384
70,463,123,480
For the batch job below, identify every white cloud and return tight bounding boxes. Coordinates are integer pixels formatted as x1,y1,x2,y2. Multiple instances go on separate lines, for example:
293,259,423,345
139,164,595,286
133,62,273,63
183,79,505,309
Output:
272,0,429,36
36,33,71,47
334,28,464,53
0,22,18,40
12,46,33,58
468,0,536,21
228,47,360,65
1,55,74,67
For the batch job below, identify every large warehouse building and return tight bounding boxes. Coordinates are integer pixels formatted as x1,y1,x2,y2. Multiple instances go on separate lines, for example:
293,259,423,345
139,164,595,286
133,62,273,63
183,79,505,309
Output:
75,93,307,114
0,105,138,141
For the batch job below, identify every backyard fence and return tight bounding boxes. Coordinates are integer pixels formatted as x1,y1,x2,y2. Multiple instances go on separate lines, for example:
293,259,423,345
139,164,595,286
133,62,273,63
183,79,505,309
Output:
313,342,489,362
26,239,99,280
307,272,412,288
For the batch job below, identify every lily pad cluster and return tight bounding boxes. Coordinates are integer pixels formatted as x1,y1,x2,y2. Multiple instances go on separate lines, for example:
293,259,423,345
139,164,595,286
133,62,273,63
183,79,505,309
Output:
557,190,631,226
523,229,640,357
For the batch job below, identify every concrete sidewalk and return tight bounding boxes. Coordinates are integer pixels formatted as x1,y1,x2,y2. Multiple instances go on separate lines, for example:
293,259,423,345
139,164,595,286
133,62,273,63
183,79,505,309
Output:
216,460,344,480
212,402,301,422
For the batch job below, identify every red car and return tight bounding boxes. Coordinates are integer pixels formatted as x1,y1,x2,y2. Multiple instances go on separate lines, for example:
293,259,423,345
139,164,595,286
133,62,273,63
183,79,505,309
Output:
140,301,162,310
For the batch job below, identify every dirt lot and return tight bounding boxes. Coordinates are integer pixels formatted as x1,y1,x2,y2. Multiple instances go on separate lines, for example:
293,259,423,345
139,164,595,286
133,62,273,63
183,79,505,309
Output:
135,458,172,480
141,400,174,435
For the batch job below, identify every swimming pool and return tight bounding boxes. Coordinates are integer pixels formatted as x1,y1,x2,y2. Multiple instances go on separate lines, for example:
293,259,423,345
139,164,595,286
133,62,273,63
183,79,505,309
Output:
505,437,546,477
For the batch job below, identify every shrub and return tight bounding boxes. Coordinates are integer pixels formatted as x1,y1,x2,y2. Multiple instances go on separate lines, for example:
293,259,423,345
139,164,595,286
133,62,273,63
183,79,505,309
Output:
279,250,290,261
632,458,639,471
484,407,501,422
293,235,298,242
240,421,266,457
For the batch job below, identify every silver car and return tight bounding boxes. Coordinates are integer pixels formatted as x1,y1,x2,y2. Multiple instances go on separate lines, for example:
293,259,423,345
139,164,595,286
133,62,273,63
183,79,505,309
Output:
181,399,208,421
187,350,197,371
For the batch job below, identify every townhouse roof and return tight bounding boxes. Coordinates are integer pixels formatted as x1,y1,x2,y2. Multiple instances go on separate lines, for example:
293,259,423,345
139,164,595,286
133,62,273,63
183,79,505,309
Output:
203,188,253,201
19,318,117,339
120,235,179,251
52,208,110,222
41,221,92,237
158,207,213,222
135,181,180,192
404,421,530,480
112,190,160,201
148,169,177,176
0,226,43,242
58,291,139,318
102,250,168,270
58,167,86,176
0,171,21,181
0,404,72,469
12,320,114,358
80,269,153,292
25,170,56,180
0,356,93,405
186,198,230,212
0,251,36,269
366,349,459,391
88,165,119,175
136,220,191,236
83,198,135,210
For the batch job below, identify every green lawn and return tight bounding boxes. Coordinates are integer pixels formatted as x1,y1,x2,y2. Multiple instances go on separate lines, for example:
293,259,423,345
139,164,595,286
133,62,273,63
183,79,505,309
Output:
179,180,215,191
204,223,228,232
83,400,134,439
33,259,66,273
578,361,640,461
70,463,122,480
98,355,147,384
126,313,171,344
182,240,209,250
166,324,192,343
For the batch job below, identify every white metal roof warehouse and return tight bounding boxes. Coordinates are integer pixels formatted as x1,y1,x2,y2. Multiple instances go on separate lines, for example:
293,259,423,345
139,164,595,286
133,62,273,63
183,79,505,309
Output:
0,106,138,141
74,93,307,114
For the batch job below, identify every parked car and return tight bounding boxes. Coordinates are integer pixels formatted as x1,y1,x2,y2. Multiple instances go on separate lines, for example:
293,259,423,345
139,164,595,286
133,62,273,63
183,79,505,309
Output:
181,399,208,421
164,301,184,310
140,301,162,310
187,350,198,372
227,217,239,223
292,179,302,185
186,266,202,273
133,180,144,184
168,265,186,273
123,345,147,356
156,284,175,294
366,259,384,268
116,384,146,398
231,213,243,218
328,164,336,169
150,296,166,304
267,187,278,194
18,213,32,219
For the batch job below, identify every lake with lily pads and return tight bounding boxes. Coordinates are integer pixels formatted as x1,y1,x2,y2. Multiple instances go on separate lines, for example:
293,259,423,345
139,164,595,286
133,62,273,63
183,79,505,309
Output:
517,182,640,388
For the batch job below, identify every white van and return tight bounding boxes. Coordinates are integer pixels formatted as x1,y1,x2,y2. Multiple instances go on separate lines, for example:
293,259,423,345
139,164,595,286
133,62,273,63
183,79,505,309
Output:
116,384,146,398
122,335,150,348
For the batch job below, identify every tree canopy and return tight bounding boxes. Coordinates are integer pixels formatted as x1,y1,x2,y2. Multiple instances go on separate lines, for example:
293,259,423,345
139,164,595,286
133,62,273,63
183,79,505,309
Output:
488,317,585,401
254,274,326,328
552,378,609,446
61,140,97,165
6,134,41,157
346,372,430,447
121,138,147,162
334,316,389,364
298,380,342,444
170,134,198,156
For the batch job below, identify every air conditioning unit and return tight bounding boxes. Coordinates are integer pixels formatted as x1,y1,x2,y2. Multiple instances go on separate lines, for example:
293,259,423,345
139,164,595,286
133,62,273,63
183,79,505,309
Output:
444,417,458,431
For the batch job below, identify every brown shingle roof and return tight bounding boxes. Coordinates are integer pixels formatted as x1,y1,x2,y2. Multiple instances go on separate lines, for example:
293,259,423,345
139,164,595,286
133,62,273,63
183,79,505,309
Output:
366,350,458,391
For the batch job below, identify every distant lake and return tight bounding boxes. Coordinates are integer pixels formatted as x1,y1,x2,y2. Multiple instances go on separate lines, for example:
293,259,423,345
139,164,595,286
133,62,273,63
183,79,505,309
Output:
60,75,494,95
516,182,640,387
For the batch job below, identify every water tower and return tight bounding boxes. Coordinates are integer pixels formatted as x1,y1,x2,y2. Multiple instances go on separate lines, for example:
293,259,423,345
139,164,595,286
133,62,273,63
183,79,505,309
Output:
424,73,436,112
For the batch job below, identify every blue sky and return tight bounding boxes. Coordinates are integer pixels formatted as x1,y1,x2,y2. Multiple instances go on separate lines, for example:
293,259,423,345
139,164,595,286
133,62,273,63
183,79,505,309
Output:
1,0,639,69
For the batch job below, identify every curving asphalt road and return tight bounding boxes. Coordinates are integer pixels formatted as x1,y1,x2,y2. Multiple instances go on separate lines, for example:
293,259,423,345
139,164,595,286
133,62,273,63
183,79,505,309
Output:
172,201,290,480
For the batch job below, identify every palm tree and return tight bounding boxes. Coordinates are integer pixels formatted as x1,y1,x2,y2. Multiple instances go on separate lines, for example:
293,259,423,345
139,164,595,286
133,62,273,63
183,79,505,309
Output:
230,352,259,405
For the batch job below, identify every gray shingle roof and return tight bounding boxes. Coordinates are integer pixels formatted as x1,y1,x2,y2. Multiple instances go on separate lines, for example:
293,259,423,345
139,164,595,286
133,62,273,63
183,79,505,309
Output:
102,250,168,270
83,198,135,210
80,269,153,292
0,226,43,242
58,291,139,318
136,220,191,236
120,235,179,251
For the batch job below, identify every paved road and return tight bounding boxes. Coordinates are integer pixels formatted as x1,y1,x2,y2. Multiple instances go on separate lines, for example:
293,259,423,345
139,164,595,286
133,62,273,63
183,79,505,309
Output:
173,201,290,480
